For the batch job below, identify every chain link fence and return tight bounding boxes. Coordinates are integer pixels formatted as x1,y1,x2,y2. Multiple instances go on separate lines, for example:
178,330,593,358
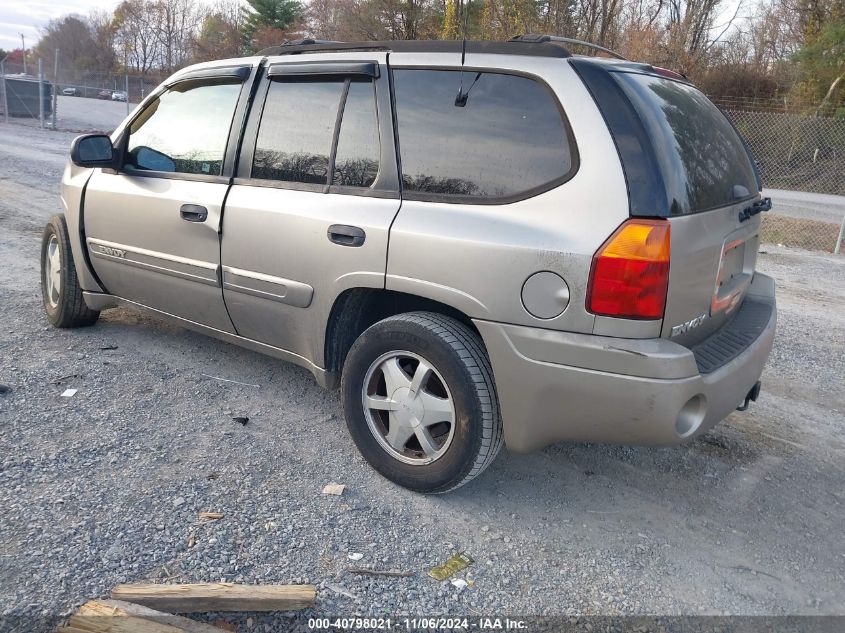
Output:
1,58,165,131
715,97,845,254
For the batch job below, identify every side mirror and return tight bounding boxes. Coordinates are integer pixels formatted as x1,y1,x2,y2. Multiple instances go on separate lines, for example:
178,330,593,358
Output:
70,134,116,168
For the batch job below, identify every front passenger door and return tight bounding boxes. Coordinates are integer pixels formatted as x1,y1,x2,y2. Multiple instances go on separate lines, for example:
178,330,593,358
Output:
83,68,252,333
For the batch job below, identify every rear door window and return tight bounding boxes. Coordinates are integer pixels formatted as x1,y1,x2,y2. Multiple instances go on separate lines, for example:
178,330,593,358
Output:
252,79,345,185
333,80,380,188
392,69,575,202
251,77,381,189
613,72,758,214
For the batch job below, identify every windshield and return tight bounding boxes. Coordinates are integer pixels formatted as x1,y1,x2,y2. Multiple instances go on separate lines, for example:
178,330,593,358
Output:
613,72,758,215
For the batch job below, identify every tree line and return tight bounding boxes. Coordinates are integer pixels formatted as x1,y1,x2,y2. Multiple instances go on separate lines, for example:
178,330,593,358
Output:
1,0,842,114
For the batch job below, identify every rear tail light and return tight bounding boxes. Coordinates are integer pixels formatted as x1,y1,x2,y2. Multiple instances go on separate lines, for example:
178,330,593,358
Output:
587,219,670,320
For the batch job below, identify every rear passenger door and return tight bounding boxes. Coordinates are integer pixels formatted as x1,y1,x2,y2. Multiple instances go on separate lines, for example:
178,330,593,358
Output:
221,55,400,365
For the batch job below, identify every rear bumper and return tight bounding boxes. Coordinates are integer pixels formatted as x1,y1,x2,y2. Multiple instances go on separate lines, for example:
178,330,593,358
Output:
475,273,777,453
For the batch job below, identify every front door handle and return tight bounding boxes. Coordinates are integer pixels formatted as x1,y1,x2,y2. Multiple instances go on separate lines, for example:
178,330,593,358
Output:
328,224,365,247
180,204,208,223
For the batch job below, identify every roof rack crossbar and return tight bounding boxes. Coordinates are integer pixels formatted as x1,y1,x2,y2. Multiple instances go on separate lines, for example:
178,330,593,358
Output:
509,34,628,60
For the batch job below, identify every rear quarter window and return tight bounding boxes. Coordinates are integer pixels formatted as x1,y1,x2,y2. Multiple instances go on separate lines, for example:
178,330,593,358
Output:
392,69,576,202
613,72,758,214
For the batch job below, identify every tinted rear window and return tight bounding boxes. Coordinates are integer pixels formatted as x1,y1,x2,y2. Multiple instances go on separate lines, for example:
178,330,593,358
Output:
613,72,758,214
392,69,574,201
252,79,345,185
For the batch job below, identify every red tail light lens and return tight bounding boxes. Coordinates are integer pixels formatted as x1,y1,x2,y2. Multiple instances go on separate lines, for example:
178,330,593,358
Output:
587,219,671,320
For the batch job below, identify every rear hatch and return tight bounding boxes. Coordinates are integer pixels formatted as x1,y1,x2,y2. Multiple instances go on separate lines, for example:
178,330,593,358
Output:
573,59,764,346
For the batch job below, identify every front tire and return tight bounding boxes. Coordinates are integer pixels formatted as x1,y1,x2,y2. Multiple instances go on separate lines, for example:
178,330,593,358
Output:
41,214,100,328
341,312,503,493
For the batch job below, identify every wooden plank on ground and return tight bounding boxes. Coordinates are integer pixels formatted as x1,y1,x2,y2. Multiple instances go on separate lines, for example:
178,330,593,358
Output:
111,583,316,613
67,604,184,633
72,600,225,633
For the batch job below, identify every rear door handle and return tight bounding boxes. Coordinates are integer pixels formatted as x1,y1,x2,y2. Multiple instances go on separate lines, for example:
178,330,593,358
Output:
328,224,365,247
180,204,208,223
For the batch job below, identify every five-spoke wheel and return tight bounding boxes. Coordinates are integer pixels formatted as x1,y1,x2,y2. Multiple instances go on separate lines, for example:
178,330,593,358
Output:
363,351,456,465
43,233,62,308
41,214,100,328
342,312,503,493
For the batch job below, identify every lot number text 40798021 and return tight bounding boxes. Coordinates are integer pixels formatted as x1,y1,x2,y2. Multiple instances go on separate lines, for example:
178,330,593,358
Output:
308,617,528,630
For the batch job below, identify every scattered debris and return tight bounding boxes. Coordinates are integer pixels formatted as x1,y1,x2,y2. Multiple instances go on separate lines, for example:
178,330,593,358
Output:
60,388,77,398
428,552,473,581
348,552,364,561
173,497,186,507
187,533,196,549
59,599,224,633
53,374,78,385
198,512,224,522
727,565,782,582
450,578,468,591
325,583,357,600
322,483,346,496
111,582,316,612
348,567,414,578
212,619,238,632
100,345,119,351
207,472,220,480
232,416,249,426
0,384,10,395
201,373,260,388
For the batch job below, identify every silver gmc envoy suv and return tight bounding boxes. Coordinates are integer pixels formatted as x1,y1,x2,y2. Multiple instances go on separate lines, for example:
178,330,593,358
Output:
41,36,777,493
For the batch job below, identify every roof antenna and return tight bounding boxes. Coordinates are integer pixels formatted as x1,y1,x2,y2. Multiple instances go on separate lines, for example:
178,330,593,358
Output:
454,0,473,107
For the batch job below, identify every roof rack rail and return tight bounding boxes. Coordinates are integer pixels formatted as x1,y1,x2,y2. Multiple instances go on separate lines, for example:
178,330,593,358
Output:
258,39,573,59
509,34,627,60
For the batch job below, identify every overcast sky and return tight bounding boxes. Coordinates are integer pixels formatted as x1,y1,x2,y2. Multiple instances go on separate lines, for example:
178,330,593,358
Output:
0,0,220,52
1,1,118,51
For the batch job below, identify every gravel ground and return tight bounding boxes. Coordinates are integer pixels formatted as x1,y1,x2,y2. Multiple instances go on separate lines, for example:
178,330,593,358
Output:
0,123,844,632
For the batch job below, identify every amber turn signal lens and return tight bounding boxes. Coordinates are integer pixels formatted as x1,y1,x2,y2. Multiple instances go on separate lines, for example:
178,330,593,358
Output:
586,219,671,320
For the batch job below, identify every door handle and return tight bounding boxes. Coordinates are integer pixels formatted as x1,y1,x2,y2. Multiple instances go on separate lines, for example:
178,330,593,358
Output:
328,224,365,247
180,204,208,223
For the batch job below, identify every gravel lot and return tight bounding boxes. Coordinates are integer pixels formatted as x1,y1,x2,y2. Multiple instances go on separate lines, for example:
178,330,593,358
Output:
0,122,844,631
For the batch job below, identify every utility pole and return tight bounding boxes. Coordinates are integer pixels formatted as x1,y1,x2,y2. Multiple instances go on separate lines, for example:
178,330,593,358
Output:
20,34,26,74
52,48,59,130
124,48,130,116
38,58,44,128
1,58,8,123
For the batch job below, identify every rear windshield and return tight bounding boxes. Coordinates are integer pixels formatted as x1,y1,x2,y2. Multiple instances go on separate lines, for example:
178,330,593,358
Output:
613,72,758,215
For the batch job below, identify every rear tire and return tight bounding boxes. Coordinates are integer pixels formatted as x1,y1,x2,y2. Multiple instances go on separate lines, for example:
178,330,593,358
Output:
41,214,100,328
341,312,503,493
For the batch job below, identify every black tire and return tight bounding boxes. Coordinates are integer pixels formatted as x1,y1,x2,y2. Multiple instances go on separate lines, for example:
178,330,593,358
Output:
341,312,503,493
40,214,100,328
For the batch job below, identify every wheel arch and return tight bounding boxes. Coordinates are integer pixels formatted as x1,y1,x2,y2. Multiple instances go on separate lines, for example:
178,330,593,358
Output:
61,166,105,293
323,288,484,389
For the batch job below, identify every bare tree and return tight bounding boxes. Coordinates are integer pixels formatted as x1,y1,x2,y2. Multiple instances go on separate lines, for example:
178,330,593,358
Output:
115,1,161,74
153,0,203,73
